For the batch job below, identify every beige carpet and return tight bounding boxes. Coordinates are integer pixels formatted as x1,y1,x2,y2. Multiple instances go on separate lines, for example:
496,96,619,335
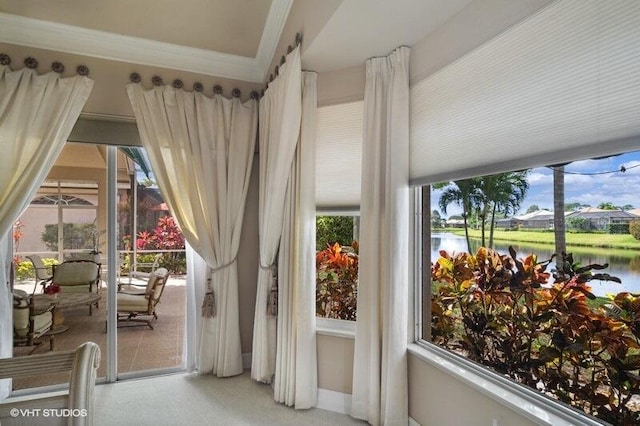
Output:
94,371,365,426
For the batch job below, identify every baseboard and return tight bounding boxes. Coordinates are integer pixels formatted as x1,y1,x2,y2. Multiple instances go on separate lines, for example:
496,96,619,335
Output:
317,388,352,415
315,389,420,425
242,352,252,370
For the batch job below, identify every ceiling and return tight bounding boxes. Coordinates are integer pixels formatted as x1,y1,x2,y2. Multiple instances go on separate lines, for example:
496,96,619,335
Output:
0,0,474,82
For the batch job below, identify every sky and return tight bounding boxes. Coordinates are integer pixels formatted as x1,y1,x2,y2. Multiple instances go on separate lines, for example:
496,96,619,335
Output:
431,150,640,218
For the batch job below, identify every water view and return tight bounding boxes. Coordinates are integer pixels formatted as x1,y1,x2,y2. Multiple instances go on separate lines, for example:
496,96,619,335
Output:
431,232,640,296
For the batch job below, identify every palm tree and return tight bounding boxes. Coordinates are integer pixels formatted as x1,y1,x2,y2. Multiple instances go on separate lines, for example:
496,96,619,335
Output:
552,165,566,269
436,179,478,252
488,171,529,248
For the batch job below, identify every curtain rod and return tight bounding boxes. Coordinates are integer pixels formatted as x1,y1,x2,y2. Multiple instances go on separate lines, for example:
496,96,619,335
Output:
128,72,259,100
0,53,90,76
263,32,303,94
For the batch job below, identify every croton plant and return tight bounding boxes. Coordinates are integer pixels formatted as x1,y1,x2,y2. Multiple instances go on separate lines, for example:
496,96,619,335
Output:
432,247,640,425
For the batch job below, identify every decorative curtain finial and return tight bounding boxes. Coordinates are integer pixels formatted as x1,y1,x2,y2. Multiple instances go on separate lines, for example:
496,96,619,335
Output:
172,79,184,89
129,72,141,83
51,62,65,74
295,32,302,46
24,57,38,69
232,88,241,98
274,65,279,76
287,45,293,54
193,82,204,92
0,53,11,66
151,76,163,86
250,91,260,100
213,85,223,95
280,55,285,66
76,65,89,76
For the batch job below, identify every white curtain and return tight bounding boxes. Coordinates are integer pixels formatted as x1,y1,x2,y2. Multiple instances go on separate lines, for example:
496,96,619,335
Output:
251,47,302,383
351,46,410,425
273,71,318,408
127,84,257,377
0,64,93,399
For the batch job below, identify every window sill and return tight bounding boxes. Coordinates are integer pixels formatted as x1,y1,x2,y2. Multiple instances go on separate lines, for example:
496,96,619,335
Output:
316,318,356,339
407,342,603,426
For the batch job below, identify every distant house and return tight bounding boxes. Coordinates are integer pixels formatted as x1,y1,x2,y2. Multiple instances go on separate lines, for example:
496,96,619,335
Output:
627,208,640,218
446,218,465,228
495,210,554,230
565,207,637,231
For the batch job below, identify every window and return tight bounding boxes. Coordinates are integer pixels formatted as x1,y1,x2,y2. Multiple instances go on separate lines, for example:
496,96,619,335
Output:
315,100,363,324
410,2,640,423
316,215,359,321
422,150,640,424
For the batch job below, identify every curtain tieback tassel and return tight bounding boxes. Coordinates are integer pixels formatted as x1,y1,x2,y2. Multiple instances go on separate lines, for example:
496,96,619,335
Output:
200,259,237,318
261,264,278,318
201,277,216,318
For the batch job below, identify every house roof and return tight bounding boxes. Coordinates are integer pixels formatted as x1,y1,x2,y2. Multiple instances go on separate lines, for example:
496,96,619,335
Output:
566,208,637,219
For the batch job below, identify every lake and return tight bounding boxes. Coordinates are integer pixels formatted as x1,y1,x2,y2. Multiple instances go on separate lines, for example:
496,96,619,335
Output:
431,233,640,296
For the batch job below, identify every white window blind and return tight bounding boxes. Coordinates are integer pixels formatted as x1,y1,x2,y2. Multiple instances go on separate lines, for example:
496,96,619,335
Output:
410,0,640,185
315,100,363,210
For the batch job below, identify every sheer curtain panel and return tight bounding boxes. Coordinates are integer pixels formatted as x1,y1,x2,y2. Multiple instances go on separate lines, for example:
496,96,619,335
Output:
251,47,302,384
127,84,257,377
0,63,93,398
351,46,410,425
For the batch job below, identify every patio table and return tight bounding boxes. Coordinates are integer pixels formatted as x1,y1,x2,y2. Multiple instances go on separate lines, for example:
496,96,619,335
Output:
33,293,102,332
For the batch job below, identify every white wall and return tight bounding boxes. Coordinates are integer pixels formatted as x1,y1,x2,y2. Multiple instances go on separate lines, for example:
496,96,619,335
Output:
408,353,538,426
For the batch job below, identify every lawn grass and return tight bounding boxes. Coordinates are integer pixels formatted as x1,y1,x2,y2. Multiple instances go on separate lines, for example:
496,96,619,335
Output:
443,228,640,251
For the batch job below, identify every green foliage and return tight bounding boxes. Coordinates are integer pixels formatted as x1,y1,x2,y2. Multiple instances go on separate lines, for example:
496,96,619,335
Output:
316,216,355,251
316,242,358,320
432,248,639,424
132,216,186,274
608,223,630,235
630,219,640,240
566,216,590,232
15,258,58,281
41,223,98,251
431,210,444,229
437,171,530,250
526,205,540,213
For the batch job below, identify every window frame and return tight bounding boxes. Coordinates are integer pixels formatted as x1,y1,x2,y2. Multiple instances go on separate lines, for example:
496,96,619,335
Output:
314,210,360,335
412,149,640,425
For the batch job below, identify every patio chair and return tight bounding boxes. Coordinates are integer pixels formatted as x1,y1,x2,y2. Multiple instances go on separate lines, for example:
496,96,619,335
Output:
13,289,55,354
26,254,53,294
117,267,169,329
52,260,101,315
126,252,163,281
0,342,100,426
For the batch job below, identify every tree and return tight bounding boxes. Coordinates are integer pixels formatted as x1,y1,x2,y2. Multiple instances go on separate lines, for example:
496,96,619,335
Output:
553,166,567,269
41,223,97,251
431,210,443,229
622,204,635,211
565,202,590,211
316,216,355,251
526,205,540,214
487,171,529,247
598,202,618,210
436,179,479,253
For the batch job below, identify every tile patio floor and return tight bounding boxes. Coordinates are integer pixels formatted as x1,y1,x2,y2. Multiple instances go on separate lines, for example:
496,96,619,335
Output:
12,277,185,391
